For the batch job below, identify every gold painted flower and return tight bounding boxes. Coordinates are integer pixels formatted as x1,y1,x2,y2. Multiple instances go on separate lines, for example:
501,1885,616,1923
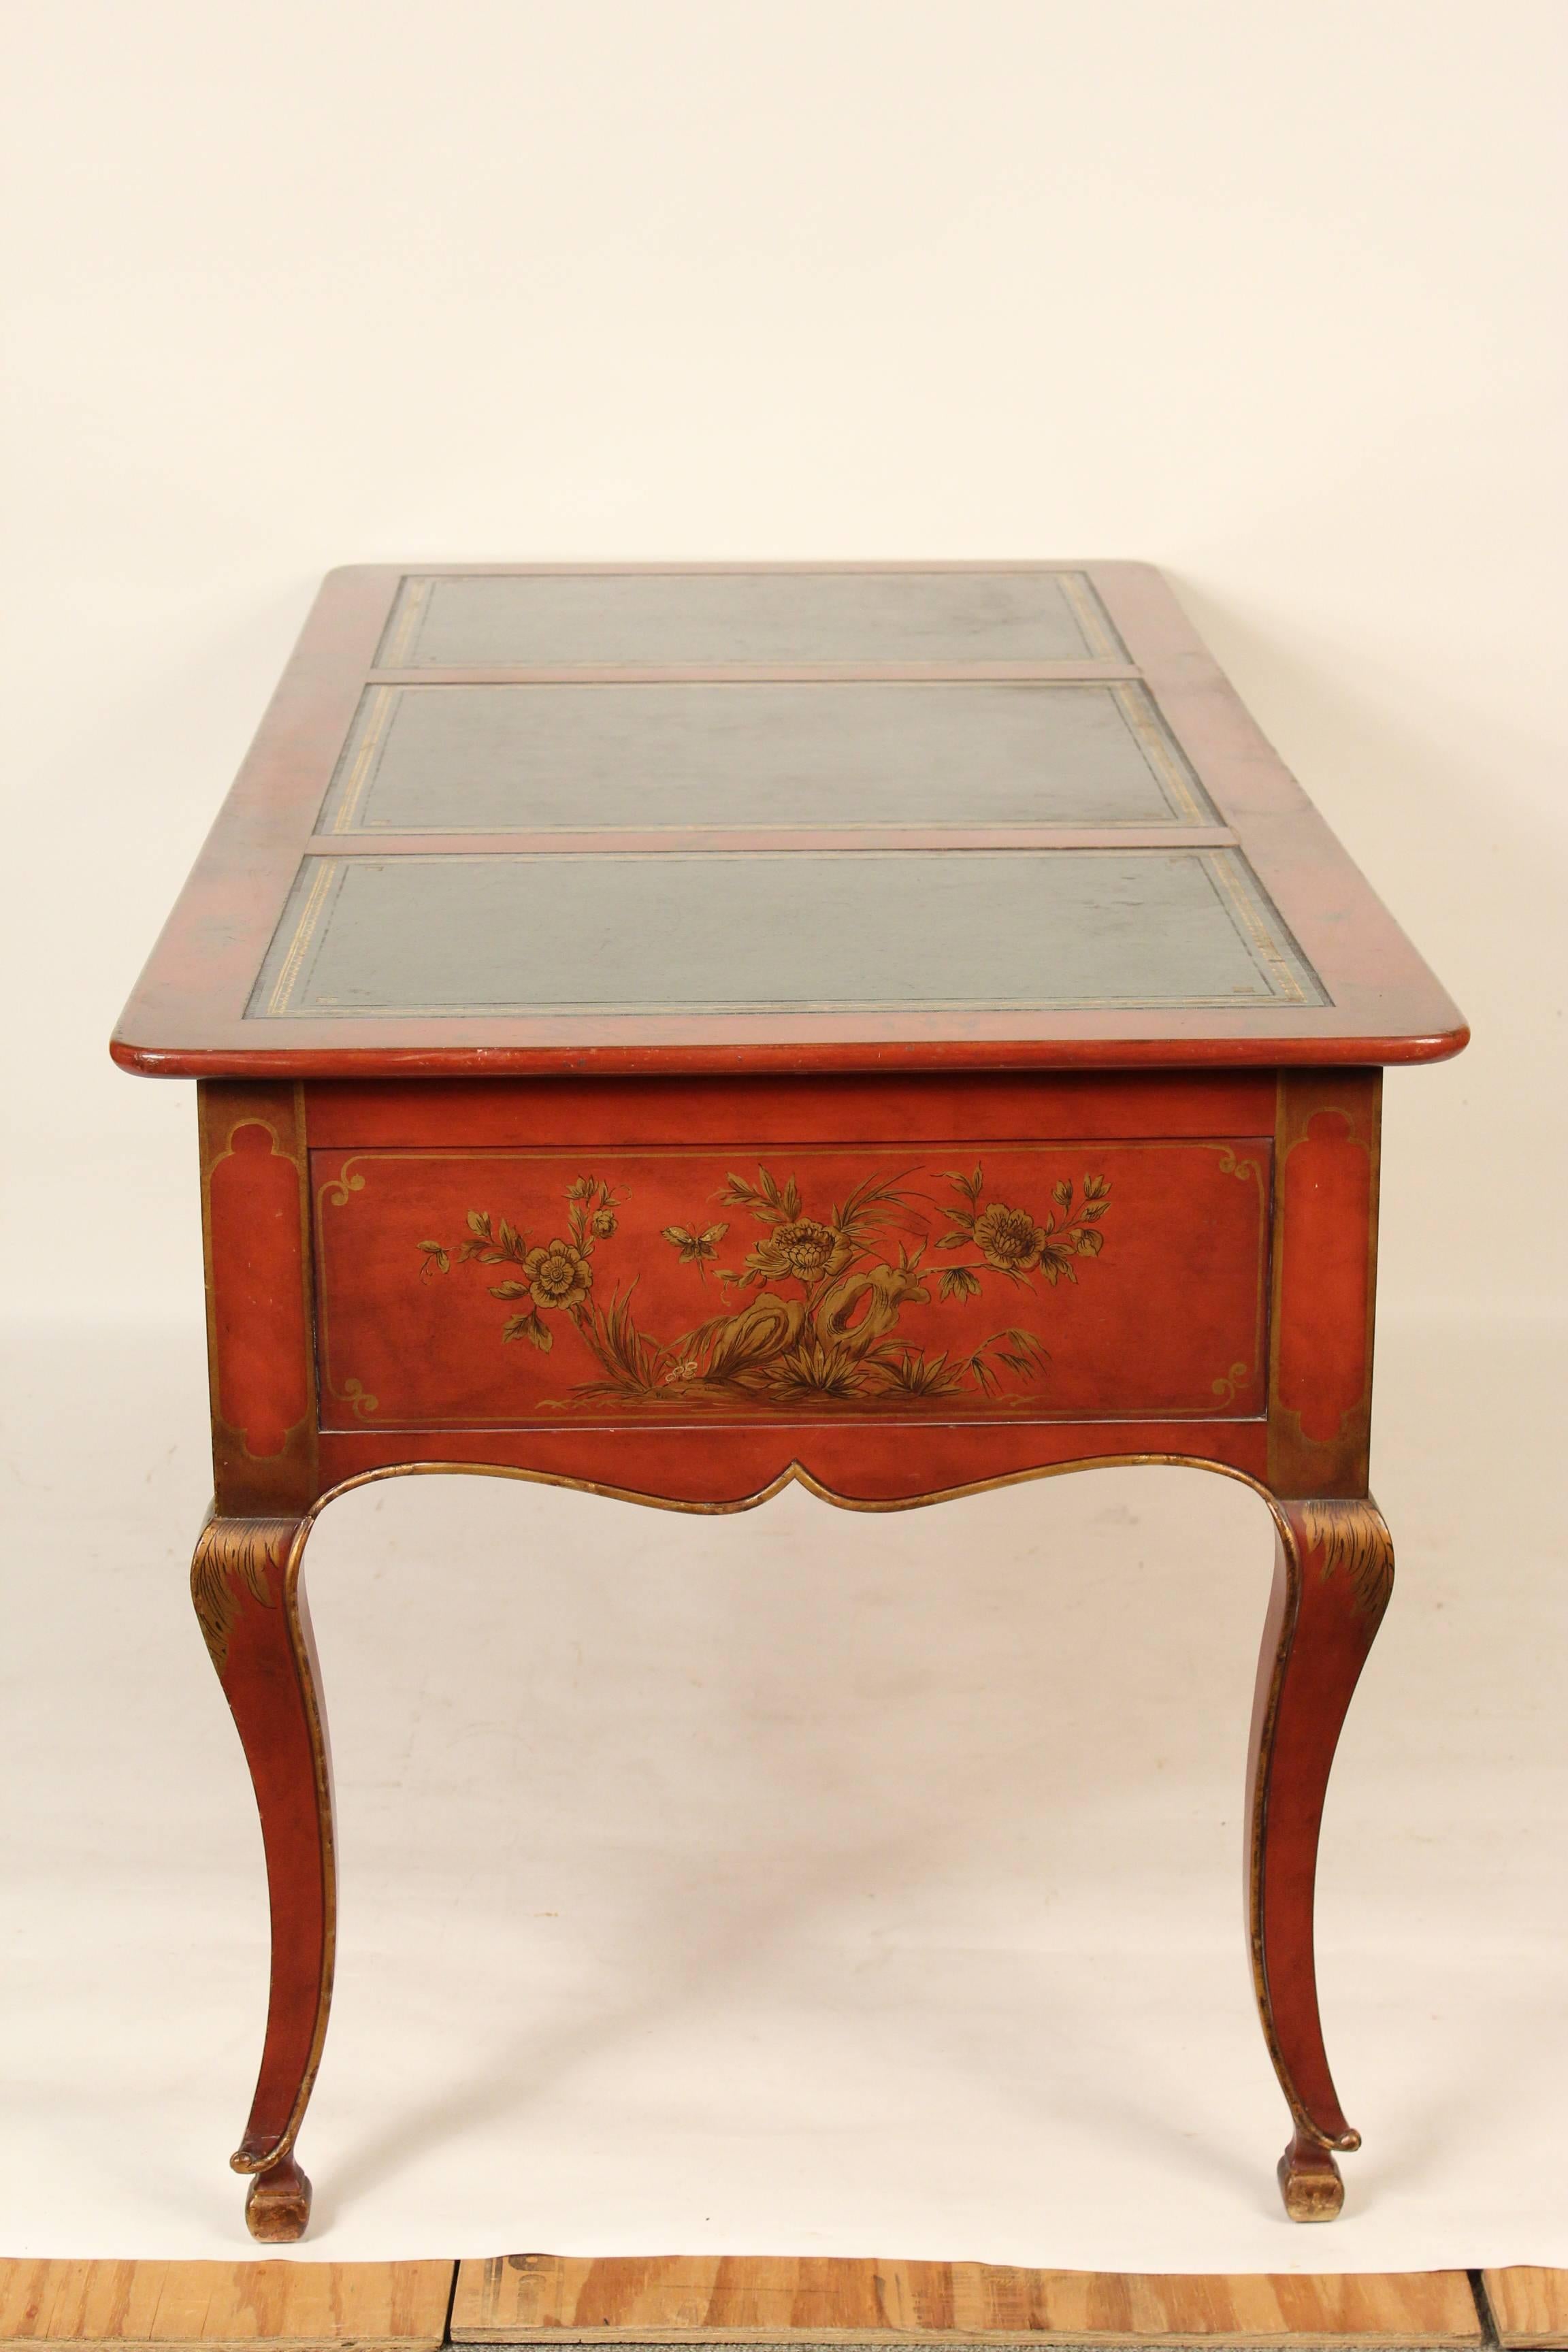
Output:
523,1237,593,1313
973,1203,1047,1273
590,1207,617,1238
747,1215,852,1286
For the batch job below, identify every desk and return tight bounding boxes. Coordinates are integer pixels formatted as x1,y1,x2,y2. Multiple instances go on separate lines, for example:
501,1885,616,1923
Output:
112,564,1467,2242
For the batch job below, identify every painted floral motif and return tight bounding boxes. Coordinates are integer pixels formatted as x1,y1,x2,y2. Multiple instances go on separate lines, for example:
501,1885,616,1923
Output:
942,1167,1110,1285
417,1175,622,1352
416,1162,1110,1411
519,1237,593,1315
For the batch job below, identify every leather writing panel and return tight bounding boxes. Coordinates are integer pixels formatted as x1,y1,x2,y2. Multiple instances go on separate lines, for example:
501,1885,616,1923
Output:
377,568,1126,668
250,849,1325,1019
318,681,1213,834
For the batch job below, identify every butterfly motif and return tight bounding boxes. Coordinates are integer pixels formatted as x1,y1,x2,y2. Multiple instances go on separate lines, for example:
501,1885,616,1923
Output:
661,1220,729,1273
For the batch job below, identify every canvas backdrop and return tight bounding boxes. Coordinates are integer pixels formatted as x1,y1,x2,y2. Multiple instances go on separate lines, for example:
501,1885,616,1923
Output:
2,0,1564,2269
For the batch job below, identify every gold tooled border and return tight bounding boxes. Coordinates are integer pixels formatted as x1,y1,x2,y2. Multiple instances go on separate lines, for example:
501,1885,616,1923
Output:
327,687,398,834
259,861,340,1017
1200,851,1320,1006
1056,570,1128,663
1109,682,1213,824
374,575,430,669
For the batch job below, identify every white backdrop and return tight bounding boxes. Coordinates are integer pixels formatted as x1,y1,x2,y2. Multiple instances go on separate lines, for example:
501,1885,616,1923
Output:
2,0,1565,2270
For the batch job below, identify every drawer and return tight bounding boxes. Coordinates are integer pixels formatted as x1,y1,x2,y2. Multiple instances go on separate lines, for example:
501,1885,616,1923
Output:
311,1139,1269,1431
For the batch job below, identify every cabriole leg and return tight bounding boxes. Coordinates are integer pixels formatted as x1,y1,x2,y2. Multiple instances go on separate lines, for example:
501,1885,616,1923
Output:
191,1509,335,2242
1246,1494,1394,2221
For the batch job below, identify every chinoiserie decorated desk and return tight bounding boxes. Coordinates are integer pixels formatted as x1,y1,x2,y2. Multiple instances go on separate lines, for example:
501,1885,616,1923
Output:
112,563,1467,2243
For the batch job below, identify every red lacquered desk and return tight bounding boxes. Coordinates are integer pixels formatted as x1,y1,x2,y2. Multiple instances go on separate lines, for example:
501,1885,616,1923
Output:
112,562,1467,2241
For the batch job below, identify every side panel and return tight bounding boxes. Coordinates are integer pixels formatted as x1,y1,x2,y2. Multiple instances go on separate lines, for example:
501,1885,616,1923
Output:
309,1135,1271,1435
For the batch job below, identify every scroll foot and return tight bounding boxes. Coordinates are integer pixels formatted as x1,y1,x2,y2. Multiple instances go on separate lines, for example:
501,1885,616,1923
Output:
1277,2128,1345,2221
244,2151,313,2242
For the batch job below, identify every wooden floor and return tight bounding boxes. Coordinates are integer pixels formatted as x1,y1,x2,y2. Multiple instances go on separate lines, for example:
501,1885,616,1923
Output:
0,2259,1563,2351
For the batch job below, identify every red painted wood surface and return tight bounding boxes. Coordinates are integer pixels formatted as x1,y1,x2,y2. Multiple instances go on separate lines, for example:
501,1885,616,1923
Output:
302,1069,1279,1147
309,1138,1268,1433
207,1124,312,1456
314,1418,1273,1506
201,1083,319,1517
1277,1112,1373,1443
1268,1073,1380,1498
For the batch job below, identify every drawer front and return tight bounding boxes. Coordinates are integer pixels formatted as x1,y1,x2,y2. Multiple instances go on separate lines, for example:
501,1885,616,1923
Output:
312,1139,1269,1432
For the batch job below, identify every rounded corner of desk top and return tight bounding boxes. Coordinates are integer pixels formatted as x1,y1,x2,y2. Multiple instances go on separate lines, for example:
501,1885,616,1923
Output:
108,1028,159,1078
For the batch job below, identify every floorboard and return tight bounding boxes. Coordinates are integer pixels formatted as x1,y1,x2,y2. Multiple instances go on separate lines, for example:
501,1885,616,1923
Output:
0,2261,453,2350
1483,2272,1568,2350
448,2255,1484,2346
